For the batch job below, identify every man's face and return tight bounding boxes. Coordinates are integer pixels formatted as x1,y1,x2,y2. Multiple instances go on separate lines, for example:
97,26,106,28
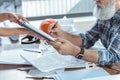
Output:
94,0,109,6
93,0,115,20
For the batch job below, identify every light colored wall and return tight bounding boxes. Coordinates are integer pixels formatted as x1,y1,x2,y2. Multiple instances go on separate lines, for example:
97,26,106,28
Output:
73,16,96,33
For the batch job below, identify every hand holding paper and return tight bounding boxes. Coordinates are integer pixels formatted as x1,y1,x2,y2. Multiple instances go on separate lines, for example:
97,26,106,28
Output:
19,19,55,41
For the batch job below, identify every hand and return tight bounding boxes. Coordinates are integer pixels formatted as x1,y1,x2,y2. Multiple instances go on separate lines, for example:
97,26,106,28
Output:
4,13,28,24
48,22,64,38
48,38,80,56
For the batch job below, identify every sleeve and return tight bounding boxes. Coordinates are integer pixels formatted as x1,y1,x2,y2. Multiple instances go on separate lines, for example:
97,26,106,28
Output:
80,20,102,48
98,31,120,65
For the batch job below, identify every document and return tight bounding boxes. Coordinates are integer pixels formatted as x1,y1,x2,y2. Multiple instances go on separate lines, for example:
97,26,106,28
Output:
19,19,55,41
21,47,88,72
54,67,110,80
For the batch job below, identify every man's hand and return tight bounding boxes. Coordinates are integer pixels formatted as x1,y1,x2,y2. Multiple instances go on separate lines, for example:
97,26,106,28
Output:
48,22,64,38
48,38,80,56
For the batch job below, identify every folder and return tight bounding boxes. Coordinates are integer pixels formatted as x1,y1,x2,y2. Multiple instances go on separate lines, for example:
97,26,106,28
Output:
54,67,110,80
82,74,120,80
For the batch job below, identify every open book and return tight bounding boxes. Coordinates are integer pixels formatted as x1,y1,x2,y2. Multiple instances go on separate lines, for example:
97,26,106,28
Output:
19,19,55,41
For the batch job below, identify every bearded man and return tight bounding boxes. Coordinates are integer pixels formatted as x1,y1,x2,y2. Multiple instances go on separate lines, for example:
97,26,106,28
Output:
49,0,120,66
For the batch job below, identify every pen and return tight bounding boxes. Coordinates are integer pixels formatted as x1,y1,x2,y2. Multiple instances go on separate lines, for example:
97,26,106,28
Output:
26,76,54,79
41,77,54,79
51,21,58,29
23,49,41,53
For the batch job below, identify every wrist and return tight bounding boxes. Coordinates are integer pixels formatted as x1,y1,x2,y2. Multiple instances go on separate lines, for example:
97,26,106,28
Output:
71,46,81,56
75,47,85,59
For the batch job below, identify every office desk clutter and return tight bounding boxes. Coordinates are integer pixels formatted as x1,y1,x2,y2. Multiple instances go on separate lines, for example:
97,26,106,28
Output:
0,40,102,80
0,40,89,68
21,17,77,44
20,40,89,72
0,37,112,80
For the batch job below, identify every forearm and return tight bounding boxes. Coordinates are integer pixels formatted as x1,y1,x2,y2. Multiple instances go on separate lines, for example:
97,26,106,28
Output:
61,32,82,46
0,13,8,22
82,49,99,63
72,48,99,63
0,27,30,36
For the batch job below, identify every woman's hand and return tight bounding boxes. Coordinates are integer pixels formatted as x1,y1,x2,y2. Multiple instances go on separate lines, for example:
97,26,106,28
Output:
0,13,28,24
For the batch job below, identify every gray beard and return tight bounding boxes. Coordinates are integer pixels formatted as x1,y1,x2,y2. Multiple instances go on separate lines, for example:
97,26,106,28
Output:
93,0,115,20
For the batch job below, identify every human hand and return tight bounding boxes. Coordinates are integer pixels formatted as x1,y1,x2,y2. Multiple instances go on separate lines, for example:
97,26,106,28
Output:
3,13,28,24
48,38,80,56
48,23,64,38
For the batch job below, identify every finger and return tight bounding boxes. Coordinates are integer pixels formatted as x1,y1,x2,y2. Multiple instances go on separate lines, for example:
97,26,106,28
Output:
49,32,56,37
48,22,60,34
56,38,67,44
16,14,29,22
48,24,54,33
47,41,60,50
10,13,19,23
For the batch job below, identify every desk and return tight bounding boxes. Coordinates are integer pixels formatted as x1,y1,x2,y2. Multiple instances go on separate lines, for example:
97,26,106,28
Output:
0,64,119,80
0,64,50,80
